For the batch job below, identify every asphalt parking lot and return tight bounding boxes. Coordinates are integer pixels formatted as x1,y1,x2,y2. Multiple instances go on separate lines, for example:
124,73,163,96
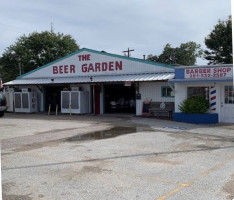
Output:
1,113,234,200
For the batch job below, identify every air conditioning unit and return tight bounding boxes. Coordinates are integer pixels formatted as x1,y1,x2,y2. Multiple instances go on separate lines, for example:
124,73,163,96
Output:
14,92,38,113
61,91,89,114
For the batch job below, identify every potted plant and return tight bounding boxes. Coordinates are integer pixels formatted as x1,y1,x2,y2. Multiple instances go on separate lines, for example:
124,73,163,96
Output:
174,96,218,124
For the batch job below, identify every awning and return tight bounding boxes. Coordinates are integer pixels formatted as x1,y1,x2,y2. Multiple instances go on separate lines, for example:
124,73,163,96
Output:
5,73,175,85
169,77,233,83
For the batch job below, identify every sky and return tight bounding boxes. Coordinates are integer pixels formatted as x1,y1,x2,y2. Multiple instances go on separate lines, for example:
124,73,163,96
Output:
0,0,232,65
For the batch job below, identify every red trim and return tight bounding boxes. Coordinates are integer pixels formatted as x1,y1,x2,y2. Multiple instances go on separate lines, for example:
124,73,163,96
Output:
211,96,216,100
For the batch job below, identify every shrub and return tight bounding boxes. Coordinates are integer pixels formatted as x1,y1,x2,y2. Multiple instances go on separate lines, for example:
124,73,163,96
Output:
179,96,210,114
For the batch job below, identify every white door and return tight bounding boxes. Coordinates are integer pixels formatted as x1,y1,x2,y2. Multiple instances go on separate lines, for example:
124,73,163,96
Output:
61,91,70,113
220,85,234,123
61,91,80,114
71,91,79,114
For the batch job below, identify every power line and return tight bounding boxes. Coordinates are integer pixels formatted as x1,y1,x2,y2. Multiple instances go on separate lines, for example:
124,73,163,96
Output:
0,22,32,33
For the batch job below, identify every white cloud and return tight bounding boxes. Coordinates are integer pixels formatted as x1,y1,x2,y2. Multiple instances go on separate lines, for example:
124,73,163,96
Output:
0,0,231,64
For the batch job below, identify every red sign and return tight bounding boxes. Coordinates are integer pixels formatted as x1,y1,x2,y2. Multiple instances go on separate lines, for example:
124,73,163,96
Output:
124,81,131,86
185,67,232,79
81,61,122,73
53,65,75,74
52,54,123,74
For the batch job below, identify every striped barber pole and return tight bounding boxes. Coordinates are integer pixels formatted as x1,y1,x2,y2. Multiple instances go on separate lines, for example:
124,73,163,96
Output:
210,86,216,111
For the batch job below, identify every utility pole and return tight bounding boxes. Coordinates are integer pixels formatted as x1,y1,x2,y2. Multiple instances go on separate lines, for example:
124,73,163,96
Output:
122,48,134,57
18,63,22,76
51,22,54,33
12,55,22,76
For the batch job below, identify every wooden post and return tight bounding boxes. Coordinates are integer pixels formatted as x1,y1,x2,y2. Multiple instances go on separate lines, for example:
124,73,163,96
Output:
56,104,58,116
48,104,51,115
69,105,72,116
122,48,134,57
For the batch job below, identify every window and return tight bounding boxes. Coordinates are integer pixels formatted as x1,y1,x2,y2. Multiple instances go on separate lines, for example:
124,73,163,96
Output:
187,87,209,99
161,86,174,97
224,86,234,104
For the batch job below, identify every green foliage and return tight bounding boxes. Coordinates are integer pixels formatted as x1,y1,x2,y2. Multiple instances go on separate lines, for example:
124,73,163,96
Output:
204,16,232,64
179,96,210,114
0,31,79,82
147,42,203,66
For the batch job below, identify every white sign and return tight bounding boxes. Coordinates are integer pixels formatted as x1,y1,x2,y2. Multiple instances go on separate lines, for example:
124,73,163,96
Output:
185,67,233,79
20,49,174,79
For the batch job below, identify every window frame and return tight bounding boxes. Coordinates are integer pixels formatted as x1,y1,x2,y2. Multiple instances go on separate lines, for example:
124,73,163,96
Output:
161,86,174,98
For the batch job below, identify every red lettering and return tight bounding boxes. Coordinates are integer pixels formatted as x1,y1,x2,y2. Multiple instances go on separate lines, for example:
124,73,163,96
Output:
82,64,87,72
81,61,123,73
186,69,190,74
109,62,114,71
53,65,76,74
115,61,122,70
64,65,68,73
227,67,231,72
95,63,101,72
102,62,108,71
78,54,91,61
88,63,94,72
70,65,75,73
59,66,63,74
53,66,58,74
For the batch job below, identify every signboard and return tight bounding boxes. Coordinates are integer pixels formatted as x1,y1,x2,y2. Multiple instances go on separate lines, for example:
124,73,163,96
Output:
19,49,174,79
185,67,233,79
124,81,131,86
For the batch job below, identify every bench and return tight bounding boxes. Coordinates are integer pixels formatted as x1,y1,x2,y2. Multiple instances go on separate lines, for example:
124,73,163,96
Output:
148,102,174,118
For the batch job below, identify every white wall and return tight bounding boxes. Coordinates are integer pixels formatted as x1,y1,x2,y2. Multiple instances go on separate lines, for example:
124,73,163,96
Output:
137,82,175,115
174,82,220,113
173,82,234,123
175,83,187,112
139,82,174,102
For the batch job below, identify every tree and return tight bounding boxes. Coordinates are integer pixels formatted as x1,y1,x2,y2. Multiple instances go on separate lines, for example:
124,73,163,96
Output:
147,42,203,66
0,31,79,82
204,16,232,64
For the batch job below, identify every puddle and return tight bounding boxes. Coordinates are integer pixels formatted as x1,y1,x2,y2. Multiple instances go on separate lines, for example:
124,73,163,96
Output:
66,126,152,142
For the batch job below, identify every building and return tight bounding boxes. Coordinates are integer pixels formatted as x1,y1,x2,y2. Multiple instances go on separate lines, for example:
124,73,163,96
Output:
4,48,175,115
169,64,234,123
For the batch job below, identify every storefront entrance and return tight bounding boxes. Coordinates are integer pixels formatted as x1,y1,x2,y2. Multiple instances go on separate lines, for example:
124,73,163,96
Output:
104,83,136,113
44,85,64,111
220,85,234,123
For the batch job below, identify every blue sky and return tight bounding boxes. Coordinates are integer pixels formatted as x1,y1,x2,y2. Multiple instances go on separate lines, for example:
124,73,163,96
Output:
0,0,231,65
